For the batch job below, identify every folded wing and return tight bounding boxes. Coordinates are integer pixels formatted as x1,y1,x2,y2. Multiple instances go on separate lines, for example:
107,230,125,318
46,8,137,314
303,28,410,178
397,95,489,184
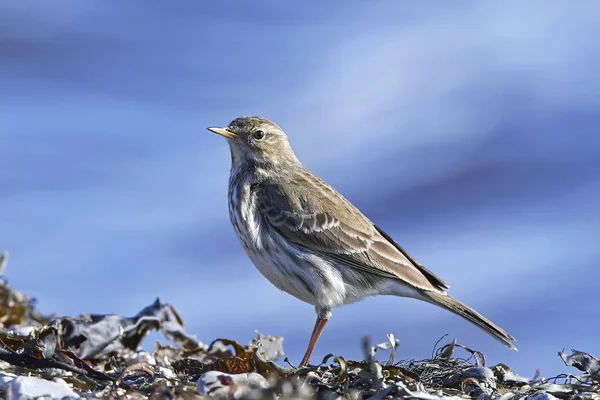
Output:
256,173,449,292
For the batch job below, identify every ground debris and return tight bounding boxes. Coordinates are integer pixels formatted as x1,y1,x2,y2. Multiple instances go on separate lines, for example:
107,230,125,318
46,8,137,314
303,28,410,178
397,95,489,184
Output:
0,252,598,399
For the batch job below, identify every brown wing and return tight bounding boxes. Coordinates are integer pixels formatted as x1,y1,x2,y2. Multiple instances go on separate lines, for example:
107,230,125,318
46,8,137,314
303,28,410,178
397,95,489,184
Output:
256,171,449,292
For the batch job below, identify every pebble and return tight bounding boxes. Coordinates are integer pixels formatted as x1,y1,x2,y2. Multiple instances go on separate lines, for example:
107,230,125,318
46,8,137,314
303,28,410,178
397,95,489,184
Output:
3,376,80,399
528,393,559,400
197,371,269,398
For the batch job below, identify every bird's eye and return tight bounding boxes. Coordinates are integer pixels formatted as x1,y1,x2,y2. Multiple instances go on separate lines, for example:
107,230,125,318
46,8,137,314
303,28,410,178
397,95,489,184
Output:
253,130,266,140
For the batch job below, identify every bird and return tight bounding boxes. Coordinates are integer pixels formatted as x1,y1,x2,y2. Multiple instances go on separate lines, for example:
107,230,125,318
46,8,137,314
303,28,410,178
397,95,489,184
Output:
207,116,516,366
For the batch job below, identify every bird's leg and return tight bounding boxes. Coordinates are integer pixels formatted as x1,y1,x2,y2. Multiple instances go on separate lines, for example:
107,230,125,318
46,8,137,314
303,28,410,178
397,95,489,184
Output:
299,315,329,367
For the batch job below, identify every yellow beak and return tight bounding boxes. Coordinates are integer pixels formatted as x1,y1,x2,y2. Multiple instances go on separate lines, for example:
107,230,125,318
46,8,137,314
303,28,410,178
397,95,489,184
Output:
207,126,237,139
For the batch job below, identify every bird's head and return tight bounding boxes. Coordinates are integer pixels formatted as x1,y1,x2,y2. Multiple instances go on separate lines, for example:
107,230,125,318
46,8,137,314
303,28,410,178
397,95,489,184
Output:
208,116,299,168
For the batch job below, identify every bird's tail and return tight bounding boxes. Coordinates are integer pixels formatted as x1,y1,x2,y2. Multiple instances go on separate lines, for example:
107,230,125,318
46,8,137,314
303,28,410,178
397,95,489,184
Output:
420,291,517,350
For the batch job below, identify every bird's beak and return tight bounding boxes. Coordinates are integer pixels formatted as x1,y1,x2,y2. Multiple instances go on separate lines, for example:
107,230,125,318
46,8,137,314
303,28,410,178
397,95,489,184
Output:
207,126,237,139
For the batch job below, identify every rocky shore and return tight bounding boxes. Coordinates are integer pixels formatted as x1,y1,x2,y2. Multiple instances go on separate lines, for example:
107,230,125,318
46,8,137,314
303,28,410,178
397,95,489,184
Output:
1,251,597,399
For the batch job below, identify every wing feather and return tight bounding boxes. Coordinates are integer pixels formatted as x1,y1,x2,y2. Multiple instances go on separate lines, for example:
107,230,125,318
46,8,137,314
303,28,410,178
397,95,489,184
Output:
256,173,449,292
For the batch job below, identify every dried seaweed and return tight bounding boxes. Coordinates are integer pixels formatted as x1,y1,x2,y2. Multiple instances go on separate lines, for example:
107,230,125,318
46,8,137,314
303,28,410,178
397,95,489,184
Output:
52,297,199,360
559,349,600,383
1,250,598,399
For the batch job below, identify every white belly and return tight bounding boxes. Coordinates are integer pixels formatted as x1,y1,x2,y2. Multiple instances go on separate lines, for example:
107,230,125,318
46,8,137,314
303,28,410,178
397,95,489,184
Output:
244,236,320,305
228,179,347,309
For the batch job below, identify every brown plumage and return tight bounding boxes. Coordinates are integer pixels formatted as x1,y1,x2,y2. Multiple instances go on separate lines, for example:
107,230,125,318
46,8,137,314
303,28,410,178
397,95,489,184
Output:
207,116,516,366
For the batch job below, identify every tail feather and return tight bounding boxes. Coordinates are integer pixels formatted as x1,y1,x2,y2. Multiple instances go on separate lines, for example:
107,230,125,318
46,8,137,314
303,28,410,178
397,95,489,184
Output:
421,291,517,350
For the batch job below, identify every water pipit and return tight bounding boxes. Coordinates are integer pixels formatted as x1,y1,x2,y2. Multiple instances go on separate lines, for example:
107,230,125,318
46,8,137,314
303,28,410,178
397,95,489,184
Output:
207,116,516,366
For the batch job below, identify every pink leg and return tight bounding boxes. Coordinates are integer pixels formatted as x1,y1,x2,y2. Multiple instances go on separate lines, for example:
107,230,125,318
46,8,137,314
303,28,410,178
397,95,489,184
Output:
299,316,329,367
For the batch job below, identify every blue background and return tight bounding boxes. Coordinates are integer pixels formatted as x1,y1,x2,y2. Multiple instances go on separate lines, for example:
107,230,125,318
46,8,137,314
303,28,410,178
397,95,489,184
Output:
1,1,598,377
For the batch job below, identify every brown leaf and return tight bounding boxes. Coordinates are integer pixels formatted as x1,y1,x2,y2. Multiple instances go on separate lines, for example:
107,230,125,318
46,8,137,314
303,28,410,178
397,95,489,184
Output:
460,377,480,392
23,326,57,359
211,338,252,359
225,357,254,374
57,349,114,381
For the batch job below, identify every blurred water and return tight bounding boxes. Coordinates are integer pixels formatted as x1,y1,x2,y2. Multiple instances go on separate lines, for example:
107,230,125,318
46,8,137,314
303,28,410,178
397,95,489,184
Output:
1,1,599,377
